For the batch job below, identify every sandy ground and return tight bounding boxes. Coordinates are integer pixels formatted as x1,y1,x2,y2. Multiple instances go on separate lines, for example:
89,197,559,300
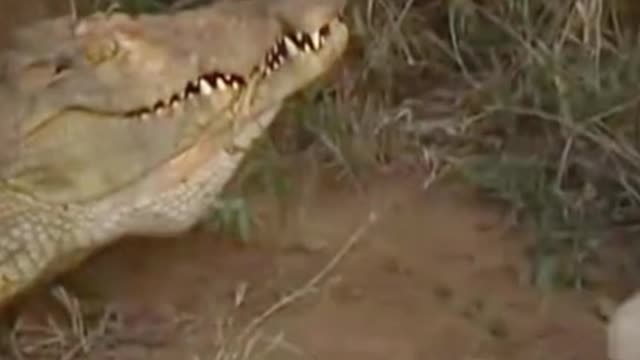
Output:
7,168,615,360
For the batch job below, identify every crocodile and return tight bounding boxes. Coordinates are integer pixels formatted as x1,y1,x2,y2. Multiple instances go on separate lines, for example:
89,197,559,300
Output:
0,0,348,309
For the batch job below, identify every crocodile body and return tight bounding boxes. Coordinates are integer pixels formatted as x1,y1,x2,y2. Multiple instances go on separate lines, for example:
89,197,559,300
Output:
0,0,348,309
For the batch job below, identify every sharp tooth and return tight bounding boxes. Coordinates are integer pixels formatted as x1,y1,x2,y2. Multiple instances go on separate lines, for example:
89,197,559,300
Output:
185,80,199,98
170,94,181,108
284,36,299,56
277,39,287,57
199,78,213,95
153,101,165,110
311,31,321,50
296,32,305,42
224,74,237,85
215,76,227,90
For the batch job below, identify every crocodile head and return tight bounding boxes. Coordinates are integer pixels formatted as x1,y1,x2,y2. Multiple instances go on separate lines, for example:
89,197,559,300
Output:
0,0,348,309
0,0,349,204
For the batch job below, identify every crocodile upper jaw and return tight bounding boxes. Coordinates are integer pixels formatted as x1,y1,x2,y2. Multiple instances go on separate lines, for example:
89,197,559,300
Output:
1,0,349,205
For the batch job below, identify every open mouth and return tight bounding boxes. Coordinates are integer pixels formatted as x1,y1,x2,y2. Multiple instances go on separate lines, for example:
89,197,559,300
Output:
124,18,342,120
261,23,332,75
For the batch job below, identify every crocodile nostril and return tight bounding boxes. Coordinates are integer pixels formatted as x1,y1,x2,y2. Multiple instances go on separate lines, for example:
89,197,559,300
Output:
53,56,72,75
319,24,331,37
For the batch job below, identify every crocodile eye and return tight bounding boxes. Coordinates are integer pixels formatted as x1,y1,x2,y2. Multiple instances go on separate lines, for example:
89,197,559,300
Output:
84,38,119,64
53,56,72,75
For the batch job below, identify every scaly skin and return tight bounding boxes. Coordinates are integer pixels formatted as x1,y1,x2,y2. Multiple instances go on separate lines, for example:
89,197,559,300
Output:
0,0,349,309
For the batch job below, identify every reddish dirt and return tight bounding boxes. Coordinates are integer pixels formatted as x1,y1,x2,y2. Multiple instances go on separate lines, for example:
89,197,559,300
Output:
9,169,613,360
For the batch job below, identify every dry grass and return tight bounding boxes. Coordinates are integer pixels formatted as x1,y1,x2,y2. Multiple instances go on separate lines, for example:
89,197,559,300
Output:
9,287,121,359
262,0,640,291
429,0,640,289
267,0,640,290
212,211,380,360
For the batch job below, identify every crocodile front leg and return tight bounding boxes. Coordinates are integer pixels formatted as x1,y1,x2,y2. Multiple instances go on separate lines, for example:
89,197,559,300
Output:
0,189,92,309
